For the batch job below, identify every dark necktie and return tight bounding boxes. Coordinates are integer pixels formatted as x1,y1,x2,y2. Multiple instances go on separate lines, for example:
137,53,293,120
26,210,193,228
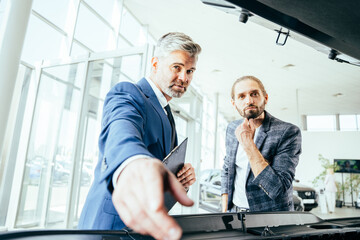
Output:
164,104,176,150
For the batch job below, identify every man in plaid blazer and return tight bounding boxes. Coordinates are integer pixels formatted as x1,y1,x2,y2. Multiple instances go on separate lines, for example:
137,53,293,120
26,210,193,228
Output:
221,76,302,212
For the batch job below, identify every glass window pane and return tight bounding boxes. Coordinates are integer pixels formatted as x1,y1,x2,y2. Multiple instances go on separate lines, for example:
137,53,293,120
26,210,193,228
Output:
87,59,122,100
43,63,86,89
339,115,357,131
174,115,187,139
307,115,336,131
117,35,131,49
71,41,91,57
148,34,156,45
120,54,142,81
84,0,117,26
76,115,101,220
46,97,80,228
118,73,133,85
75,3,116,52
0,0,7,33
16,67,82,227
32,0,71,31
358,115,360,130
22,14,67,64
119,7,146,46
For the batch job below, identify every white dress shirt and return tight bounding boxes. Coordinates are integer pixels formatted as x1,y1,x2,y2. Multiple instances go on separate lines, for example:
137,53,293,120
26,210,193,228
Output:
232,127,260,208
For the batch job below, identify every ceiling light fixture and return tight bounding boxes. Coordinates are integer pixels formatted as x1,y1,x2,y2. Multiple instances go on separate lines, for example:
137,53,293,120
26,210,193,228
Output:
333,93,343,97
239,9,252,23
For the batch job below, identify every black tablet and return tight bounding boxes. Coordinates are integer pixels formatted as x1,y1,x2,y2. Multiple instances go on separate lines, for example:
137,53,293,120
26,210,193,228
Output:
163,138,188,210
163,137,188,174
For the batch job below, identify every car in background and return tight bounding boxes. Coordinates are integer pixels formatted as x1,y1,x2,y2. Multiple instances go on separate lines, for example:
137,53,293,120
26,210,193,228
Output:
199,169,305,212
293,179,318,211
199,169,222,212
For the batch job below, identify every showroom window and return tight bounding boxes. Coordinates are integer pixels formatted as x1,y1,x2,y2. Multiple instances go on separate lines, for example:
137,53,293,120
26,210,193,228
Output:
84,0,118,26
119,7,147,47
306,114,360,131
74,3,116,52
21,14,67,64
340,115,359,131
306,115,336,131
32,0,71,31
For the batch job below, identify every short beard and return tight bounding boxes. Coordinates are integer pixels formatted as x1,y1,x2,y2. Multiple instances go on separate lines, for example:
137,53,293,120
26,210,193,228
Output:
163,84,186,98
237,103,265,119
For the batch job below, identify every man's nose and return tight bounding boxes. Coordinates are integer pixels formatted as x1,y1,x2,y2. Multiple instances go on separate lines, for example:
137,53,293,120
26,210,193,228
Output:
178,70,188,83
245,95,254,105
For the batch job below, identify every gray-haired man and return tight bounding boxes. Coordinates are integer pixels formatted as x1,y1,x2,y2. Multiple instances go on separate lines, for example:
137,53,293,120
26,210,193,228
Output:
79,32,201,240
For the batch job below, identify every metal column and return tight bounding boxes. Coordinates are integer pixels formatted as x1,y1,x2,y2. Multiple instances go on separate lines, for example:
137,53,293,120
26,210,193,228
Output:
0,0,33,157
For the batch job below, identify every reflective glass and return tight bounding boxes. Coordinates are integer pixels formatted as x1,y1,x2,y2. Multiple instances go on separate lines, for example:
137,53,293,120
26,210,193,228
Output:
22,14,67,64
117,35,131,49
87,59,121,99
339,115,357,131
84,0,117,26
75,114,102,220
46,92,81,228
307,115,336,131
16,64,82,227
118,73,133,84
32,0,71,31
70,41,90,57
174,115,188,140
43,63,86,89
120,54,142,81
0,0,7,34
120,8,146,46
75,3,116,52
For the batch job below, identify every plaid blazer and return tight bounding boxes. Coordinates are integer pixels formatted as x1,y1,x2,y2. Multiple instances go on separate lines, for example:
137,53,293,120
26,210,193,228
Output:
221,111,302,212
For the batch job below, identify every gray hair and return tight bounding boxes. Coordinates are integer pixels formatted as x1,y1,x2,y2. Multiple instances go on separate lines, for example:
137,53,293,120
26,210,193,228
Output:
154,32,202,58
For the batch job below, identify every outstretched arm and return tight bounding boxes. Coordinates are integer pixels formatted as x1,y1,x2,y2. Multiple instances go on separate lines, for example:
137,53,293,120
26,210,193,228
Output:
113,158,194,240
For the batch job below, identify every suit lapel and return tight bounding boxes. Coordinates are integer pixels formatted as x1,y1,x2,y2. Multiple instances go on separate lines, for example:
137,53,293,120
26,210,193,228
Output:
137,78,171,155
229,121,240,159
255,111,271,151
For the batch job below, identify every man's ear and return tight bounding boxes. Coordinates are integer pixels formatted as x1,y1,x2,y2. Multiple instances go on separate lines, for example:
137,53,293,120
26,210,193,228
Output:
264,94,269,104
231,98,235,107
151,57,159,71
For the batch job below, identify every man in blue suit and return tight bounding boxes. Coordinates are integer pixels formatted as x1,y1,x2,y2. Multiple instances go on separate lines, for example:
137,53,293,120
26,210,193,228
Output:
221,76,302,212
79,32,201,240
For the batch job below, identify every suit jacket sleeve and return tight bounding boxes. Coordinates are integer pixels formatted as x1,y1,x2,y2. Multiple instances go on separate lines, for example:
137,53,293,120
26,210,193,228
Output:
221,124,233,195
251,124,302,200
98,82,155,184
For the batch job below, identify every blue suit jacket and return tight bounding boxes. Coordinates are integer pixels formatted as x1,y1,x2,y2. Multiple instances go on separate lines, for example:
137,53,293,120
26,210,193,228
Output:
221,111,302,212
78,78,176,230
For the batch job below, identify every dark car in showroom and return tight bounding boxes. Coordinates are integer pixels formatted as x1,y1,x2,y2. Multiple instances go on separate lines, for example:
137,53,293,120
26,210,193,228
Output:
199,169,307,212
293,179,318,211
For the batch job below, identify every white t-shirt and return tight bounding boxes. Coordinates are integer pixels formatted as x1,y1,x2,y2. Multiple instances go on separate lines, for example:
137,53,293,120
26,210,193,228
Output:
232,127,260,208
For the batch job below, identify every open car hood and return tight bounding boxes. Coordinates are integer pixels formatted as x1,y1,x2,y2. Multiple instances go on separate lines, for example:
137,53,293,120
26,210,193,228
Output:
201,0,360,66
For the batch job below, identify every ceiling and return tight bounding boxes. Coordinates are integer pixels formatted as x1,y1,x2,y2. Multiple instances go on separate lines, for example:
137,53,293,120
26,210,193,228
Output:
124,0,360,123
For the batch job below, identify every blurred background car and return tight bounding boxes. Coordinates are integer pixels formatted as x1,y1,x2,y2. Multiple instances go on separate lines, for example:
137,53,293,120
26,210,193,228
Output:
293,179,318,211
199,169,306,213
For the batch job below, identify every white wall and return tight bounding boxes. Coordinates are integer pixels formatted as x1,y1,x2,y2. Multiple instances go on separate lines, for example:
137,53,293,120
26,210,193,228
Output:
296,131,360,191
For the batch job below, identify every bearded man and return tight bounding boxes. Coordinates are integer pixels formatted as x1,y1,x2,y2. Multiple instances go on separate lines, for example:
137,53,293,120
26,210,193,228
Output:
221,75,302,212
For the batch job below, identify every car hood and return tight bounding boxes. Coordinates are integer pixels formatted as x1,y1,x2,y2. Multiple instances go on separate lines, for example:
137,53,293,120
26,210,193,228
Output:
293,182,316,192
